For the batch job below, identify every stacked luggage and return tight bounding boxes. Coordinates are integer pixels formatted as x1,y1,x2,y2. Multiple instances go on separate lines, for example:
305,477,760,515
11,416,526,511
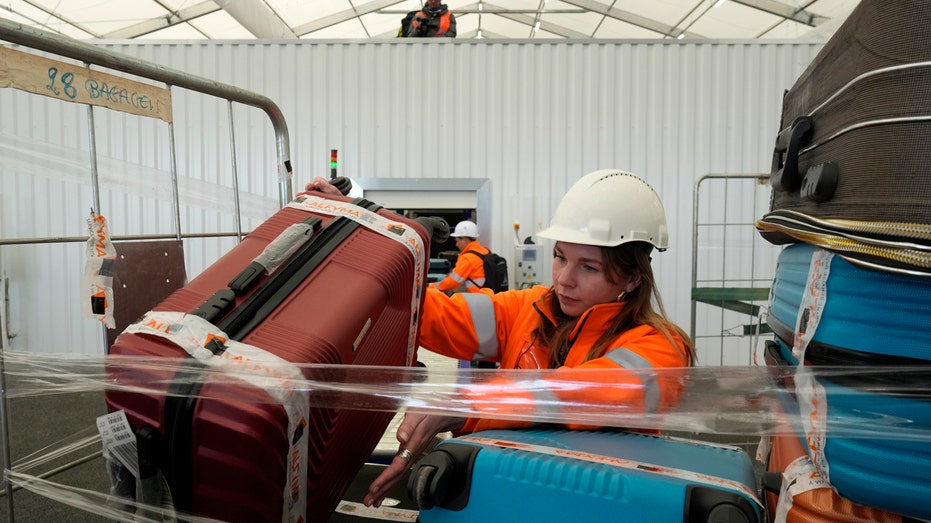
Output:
103,183,446,522
759,0,931,520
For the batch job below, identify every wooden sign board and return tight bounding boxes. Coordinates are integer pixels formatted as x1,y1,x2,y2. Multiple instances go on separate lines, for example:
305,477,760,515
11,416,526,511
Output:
0,45,172,122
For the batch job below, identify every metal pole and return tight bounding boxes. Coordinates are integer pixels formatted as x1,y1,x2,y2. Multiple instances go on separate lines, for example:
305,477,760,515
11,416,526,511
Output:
228,101,244,241
0,277,14,521
84,84,109,354
167,121,183,242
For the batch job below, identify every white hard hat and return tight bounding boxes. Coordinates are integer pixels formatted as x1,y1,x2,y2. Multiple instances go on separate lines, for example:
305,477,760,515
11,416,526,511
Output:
537,169,668,250
450,220,480,238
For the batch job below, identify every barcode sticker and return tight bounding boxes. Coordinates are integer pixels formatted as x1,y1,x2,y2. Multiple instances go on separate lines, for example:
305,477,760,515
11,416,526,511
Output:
97,410,139,478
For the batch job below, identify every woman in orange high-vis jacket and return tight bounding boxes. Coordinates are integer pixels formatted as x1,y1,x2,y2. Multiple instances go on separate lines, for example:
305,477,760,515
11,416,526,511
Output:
303,169,695,509
433,220,490,293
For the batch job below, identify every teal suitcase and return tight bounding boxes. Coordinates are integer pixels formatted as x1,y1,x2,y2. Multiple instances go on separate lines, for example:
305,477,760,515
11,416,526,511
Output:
409,428,762,523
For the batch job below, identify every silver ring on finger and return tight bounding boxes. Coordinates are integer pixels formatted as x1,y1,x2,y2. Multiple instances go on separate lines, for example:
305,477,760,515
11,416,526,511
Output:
396,448,414,463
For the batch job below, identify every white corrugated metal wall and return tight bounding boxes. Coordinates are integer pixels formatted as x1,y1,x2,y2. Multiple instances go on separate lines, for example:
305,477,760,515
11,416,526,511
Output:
0,39,822,362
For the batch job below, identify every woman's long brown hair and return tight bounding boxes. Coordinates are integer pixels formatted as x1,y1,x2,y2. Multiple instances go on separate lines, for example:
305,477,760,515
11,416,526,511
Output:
535,242,696,368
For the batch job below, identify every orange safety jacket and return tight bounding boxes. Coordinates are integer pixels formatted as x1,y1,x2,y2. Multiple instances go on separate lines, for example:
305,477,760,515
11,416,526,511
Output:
433,240,489,294
417,286,691,434
410,9,455,37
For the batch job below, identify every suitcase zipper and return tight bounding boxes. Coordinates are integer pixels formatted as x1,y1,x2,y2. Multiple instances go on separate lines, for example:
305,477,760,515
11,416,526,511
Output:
757,211,931,274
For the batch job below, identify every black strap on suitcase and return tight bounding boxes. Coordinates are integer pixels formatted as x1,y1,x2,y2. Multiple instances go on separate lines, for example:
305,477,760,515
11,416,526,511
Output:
767,317,931,400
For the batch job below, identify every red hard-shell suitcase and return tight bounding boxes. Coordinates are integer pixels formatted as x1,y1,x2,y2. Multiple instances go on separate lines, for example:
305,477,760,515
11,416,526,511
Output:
104,190,433,522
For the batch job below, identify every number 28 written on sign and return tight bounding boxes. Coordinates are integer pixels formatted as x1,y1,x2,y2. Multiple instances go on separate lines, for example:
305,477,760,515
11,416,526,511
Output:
45,66,155,110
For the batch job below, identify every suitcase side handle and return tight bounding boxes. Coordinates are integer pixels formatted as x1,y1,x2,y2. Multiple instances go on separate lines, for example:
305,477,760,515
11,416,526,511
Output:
228,215,323,296
135,426,162,520
760,470,782,495
771,116,813,192
190,289,236,324
799,162,838,203
220,198,386,341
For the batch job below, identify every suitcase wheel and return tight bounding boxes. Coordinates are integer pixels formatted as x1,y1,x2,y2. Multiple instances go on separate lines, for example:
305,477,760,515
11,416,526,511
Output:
407,442,479,512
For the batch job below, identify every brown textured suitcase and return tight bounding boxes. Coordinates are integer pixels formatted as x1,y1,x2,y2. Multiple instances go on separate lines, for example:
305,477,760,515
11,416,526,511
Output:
759,0,931,274
104,190,435,522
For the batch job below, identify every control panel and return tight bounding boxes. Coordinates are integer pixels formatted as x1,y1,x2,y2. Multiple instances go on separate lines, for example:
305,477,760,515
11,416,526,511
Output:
514,244,544,289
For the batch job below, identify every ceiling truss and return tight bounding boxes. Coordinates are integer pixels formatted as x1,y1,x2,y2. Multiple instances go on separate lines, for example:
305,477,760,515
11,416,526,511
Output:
0,0,856,42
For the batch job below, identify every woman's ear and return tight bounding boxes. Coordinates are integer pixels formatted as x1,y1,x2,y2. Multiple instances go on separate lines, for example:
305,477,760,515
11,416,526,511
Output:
625,270,642,293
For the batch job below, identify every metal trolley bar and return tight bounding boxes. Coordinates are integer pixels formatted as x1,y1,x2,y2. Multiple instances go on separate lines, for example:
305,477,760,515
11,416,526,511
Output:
0,19,297,520
0,17,294,207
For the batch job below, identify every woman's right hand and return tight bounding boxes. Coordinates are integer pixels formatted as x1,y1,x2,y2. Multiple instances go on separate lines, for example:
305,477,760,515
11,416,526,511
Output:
363,413,464,508
296,176,342,197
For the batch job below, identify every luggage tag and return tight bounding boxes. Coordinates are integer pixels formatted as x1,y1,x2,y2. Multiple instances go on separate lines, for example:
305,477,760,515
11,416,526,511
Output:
82,210,117,328
792,248,832,480
96,409,139,478
773,456,830,523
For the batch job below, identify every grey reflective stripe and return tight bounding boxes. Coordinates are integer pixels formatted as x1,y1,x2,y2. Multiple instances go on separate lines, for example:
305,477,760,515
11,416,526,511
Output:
603,348,660,413
462,293,497,360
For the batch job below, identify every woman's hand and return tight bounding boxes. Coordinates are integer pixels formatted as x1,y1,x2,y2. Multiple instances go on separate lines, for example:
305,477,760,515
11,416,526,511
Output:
363,413,464,508
296,176,342,197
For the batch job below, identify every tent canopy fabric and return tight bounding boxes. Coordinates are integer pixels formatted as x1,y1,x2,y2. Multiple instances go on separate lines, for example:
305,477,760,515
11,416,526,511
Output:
0,0,858,42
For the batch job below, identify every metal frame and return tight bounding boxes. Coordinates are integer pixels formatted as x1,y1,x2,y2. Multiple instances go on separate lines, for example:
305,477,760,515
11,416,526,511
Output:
352,177,492,242
690,173,776,366
0,19,294,520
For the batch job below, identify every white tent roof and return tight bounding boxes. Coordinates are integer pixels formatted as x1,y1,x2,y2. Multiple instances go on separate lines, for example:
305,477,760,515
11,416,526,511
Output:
0,0,858,41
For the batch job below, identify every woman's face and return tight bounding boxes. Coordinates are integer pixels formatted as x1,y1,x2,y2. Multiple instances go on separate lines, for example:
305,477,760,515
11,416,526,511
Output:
551,242,637,317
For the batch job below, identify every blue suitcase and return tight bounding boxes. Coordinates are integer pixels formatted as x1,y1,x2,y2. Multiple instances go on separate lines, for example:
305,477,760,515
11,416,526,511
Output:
766,243,931,519
408,428,762,523
768,242,931,362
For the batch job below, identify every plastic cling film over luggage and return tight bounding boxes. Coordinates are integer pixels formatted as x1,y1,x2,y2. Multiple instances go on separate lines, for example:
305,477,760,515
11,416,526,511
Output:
5,348,931,521
3,349,931,442
121,311,310,523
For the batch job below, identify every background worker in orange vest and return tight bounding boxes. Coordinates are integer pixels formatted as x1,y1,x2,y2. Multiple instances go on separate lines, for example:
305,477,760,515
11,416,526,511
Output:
433,220,489,294
302,169,696,509
401,0,456,38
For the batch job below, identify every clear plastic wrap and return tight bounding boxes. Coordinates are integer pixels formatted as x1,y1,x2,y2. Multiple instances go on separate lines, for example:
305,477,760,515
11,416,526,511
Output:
1,349,928,438
2,347,931,521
